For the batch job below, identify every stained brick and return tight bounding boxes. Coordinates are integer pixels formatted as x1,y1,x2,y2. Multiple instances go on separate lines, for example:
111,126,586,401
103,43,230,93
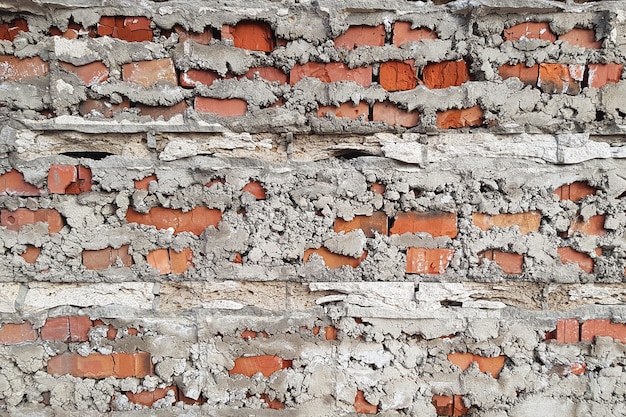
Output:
334,25,385,49
48,353,115,378
0,56,49,81
498,63,539,86
334,212,388,237
0,322,37,344
390,211,457,238
48,165,92,194
126,206,222,235
0,208,64,233
136,101,188,120
372,101,420,127
0,170,41,196
194,97,247,116
587,63,623,89
49,21,95,39
122,58,177,87
558,28,601,49
406,248,454,274
180,69,223,87
553,181,597,201
229,355,292,377
379,60,417,91
503,22,556,42
354,390,378,414
59,61,109,87
478,250,523,274
303,247,367,269
393,22,437,46
79,98,130,117
172,24,213,44
97,16,153,42
423,60,470,89
290,62,372,87
318,101,369,120
472,211,541,234
0,19,28,41
538,63,583,95
82,245,133,271
436,106,483,129
223,20,275,52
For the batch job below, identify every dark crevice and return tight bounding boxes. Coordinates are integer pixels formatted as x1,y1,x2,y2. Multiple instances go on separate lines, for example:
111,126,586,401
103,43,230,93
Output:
61,152,114,160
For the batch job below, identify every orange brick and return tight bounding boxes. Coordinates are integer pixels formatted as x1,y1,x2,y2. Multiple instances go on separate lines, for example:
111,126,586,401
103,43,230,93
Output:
558,28,601,49
136,101,188,120
194,97,247,116
69,316,92,342
0,56,49,81
241,330,258,339
113,352,152,378
393,22,437,46
372,101,420,127
379,60,417,91
538,63,583,94
134,174,157,190
79,98,130,117
0,208,64,233
581,319,626,343
225,20,275,52
569,363,587,376
478,250,524,274
170,248,194,274
432,395,454,416
230,355,292,377
48,353,115,378
173,24,213,44
179,69,223,87
447,352,474,372
20,245,41,263
453,395,468,416
498,63,539,86
354,390,378,414
147,249,172,275
126,387,177,406
0,322,37,344
48,165,91,194
290,62,372,87
370,182,385,195
324,325,338,341
59,61,109,86
557,318,580,344
553,181,597,201
97,16,152,42
390,211,457,238
122,58,177,87
82,248,113,271
318,101,369,120
334,25,385,49
242,180,266,200
472,211,541,234
587,63,623,89
503,22,556,42
423,60,470,89
41,317,69,341
436,106,483,129
334,212,388,237
566,215,606,236
126,206,222,235
49,21,95,39
558,247,595,273
241,67,288,84
0,170,41,196
0,19,28,41
260,393,285,410
448,353,506,378
303,247,367,269
406,248,454,274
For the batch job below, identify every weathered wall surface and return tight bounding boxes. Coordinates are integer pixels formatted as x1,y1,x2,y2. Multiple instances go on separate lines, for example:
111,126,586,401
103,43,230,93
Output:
0,0,626,415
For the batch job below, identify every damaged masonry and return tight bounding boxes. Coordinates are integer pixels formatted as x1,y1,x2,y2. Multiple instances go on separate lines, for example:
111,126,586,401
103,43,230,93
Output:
0,0,626,415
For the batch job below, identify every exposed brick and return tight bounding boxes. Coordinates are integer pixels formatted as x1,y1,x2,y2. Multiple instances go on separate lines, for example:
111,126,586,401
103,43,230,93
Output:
230,355,292,377
97,16,153,42
558,28,602,49
436,106,484,129
147,248,193,275
241,330,258,339
20,245,40,264
303,247,367,269
136,101,188,120
113,352,153,378
379,60,417,91
393,22,437,46
453,395,469,416
242,180,266,200
41,317,70,341
260,394,285,410
581,319,626,343
566,215,606,236
432,395,454,416
69,316,93,342
0,56,49,81
372,101,420,127
569,363,587,375
370,182,385,195
82,245,133,271
290,62,372,87
0,322,37,345
170,248,194,274
390,211,457,238
406,248,454,274
558,247,596,273
194,97,247,116
126,387,177,406
448,353,506,378
122,58,177,87
223,20,274,52
48,353,115,378
333,25,385,49
172,24,212,44
503,22,556,42
498,63,539,86
49,21,95,39
334,212,388,237
241,67,288,84
478,250,524,274
79,98,130,117
538,63,583,95
0,18,28,41
556,318,580,344
48,165,92,194
59,61,108,87
135,174,157,190
423,60,470,89
180,69,223,87
318,101,369,120
553,181,597,201
472,211,541,234
324,325,338,341
126,206,222,235
587,63,623,89
0,208,64,233
354,390,378,414
0,169,41,196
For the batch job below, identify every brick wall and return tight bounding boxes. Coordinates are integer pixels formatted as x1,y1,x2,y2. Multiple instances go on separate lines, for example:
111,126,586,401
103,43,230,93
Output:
1,0,626,415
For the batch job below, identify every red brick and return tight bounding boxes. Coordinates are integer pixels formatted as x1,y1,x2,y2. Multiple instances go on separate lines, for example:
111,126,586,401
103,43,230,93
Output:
0,19,28,41
224,20,274,52
370,182,385,195
472,211,541,234
180,69,223,87
233,253,243,264
170,248,194,274
49,21,95,39
473,355,505,377
147,248,193,275
260,393,285,410
538,63,583,94
0,56,49,81
97,16,152,42
318,101,369,120
354,390,378,414
59,61,108,86
241,330,258,339
41,317,70,341
379,60,417,91
230,355,292,377
582,319,626,343
303,247,367,269
48,165,92,194
553,181,597,201
20,245,40,263
0,322,37,344
556,318,580,344
453,395,469,416
173,24,212,44
135,174,157,190
478,250,524,274
569,363,587,376
0,208,64,233
503,22,556,42
194,97,247,116
423,60,470,89
566,215,606,236
290,62,372,87
447,352,474,372
390,211,457,238
324,325,338,341
558,247,595,273
126,387,177,406
82,245,133,271
69,316,92,342
436,106,484,129
558,28,601,49
393,22,437,46
0,169,41,196
498,63,539,86
241,67,288,84
242,180,266,200
587,63,623,89
334,212,388,237
122,58,177,87
136,101,188,120
432,395,454,416
406,248,454,274
372,101,420,127
79,98,130,117
113,352,152,378
334,25,385,49
48,353,115,378
126,206,222,235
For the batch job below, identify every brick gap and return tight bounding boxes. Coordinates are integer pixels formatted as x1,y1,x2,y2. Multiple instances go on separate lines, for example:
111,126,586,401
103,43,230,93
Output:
368,103,374,121
61,151,113,160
